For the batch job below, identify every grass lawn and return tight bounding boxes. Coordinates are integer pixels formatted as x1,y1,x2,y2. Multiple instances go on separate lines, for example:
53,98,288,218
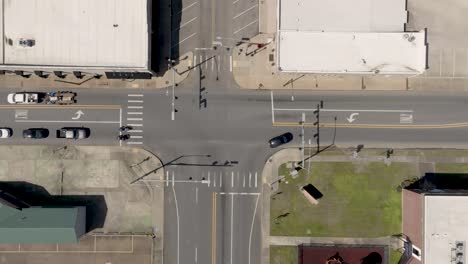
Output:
271,161,420,237
389,250,403,264
270,246,297,264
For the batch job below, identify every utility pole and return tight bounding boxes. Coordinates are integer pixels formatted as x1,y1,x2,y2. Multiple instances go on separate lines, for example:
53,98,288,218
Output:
313,103,320,152
300,112,305,168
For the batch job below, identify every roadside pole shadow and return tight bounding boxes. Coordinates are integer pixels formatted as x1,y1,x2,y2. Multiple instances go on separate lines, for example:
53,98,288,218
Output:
0,181,107,232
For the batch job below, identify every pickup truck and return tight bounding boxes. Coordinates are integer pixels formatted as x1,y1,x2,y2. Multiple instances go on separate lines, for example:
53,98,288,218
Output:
56,127,90,140
7,92,43,104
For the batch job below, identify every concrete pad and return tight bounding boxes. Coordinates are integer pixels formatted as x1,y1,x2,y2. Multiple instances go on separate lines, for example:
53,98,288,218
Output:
95,236,133,252
63,160,120,189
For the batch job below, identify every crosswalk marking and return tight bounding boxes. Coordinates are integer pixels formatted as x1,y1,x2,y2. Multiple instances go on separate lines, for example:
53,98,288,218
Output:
128,130,143,133
249,172,252,187
128,94,144,97
255,172,257,188
231,172,234,187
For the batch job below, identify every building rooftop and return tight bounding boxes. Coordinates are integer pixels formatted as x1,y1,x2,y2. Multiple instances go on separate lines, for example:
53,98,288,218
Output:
278,31,427,74
0,0,149,70
277,0,427,74
424,195,468,264
279,0,407,32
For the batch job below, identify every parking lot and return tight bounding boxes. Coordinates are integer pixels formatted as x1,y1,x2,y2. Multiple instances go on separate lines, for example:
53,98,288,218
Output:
407,0,468,90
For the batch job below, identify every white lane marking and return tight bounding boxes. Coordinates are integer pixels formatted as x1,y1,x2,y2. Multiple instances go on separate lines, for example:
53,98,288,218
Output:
130,135,143,139
255,172,257,188
233,19,258,34
275,108,414,113
127,142,143,145
249,172,252,187
128,112,143,115
128,106,143,109
166,171,169,187
237,172,240,187
220,173,223,187
219,192,260,196
127,123,143,127
231,172,234,187
172,171,175,187
179,17,197,29
127,117,143,121
248,194,260,264
128,100,144,103
208,171,211,187
195,187,198,204
233,4,258,19
15,120,119,124
400,113,414,124
172,32,197,48
172,182,180,264
128,94,144,97
195,247,198,263
230,194,234,264
243,174,246,187
128,130,143,133
229,56,233,72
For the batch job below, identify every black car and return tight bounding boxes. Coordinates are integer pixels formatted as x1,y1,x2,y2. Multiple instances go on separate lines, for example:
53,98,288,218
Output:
269,132,293,148
23,128,49,139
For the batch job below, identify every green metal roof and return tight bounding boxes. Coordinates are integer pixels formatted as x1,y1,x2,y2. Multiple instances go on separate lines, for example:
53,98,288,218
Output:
0,205,83,243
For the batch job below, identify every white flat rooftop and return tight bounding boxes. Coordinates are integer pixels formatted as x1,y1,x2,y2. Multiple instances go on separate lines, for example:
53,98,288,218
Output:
0,0,149,69
279,0,407,32
278,31,427,74
424,195,468,264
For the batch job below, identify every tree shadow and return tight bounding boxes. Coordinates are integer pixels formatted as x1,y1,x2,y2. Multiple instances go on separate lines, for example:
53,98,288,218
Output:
361,252,382,264
406,172,468,192
0,181,107,232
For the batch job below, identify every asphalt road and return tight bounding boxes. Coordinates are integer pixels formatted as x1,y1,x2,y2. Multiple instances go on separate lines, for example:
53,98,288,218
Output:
2,85,468,264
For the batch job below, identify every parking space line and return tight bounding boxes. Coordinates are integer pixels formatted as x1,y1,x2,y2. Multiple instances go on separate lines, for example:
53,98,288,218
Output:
231,172,234,187
179,17,198,29
127,117,143,121
128,94,144,97
128,106,143,109
130,135,143,139
128,130,143,133
128,100,144,103
233,4,258,19
233,19,258,34
128,112,143,115
127,123,143,127
176,1,198,15
172,32,197,48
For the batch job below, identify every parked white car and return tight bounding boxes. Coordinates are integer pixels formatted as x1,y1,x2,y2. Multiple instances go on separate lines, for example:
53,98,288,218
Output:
0,128,12,138
7,92,40,104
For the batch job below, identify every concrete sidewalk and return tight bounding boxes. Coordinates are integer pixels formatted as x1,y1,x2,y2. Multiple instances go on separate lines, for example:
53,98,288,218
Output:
0,52,193,90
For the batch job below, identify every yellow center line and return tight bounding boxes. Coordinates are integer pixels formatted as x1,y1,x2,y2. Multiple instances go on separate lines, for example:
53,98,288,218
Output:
0,104,120,110
273,122,468,129
212,192,217,264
